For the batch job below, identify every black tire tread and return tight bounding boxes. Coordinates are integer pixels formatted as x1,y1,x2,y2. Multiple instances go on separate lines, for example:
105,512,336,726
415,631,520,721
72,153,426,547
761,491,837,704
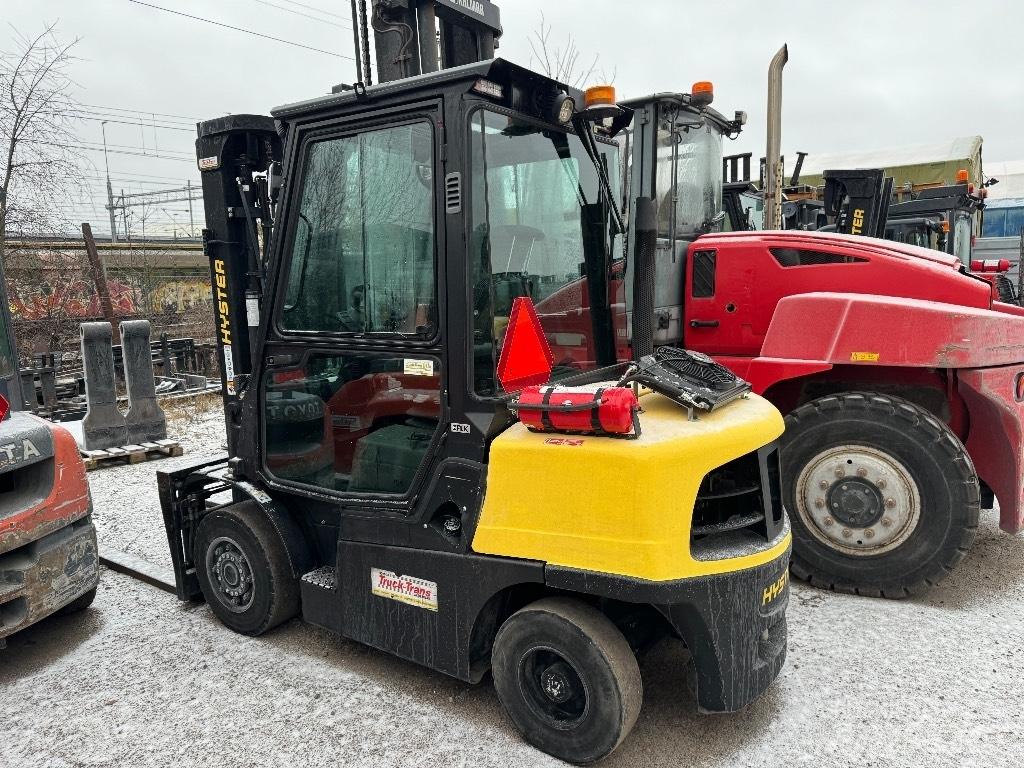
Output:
56,586,97,616
520,597,644,739
784,392,979,598
492,597,642,764
195,501,300,636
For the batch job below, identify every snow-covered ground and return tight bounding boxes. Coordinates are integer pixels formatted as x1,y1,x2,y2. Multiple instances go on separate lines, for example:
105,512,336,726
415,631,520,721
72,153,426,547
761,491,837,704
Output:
3,403,1023,767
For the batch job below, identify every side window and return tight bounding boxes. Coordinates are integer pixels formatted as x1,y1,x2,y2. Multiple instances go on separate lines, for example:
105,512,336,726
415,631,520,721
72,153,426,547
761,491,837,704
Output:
280,122,436,337
691,250,717,298
264,354,441,496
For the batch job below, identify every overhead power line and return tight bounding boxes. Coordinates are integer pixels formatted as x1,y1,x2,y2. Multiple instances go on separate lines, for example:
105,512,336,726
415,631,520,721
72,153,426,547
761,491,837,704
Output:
127,0,353,60
80,103,203,122
25,140,196,163
273,0,348,20
253,0,349,29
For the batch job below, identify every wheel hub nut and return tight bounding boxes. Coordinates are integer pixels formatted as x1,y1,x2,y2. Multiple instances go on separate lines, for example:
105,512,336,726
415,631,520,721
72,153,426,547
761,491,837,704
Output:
842,528,852,538
857,468,868,477
815,498,825,509
865,529,875,539
824,517,834,527
882,517,893,527
886,498,896,509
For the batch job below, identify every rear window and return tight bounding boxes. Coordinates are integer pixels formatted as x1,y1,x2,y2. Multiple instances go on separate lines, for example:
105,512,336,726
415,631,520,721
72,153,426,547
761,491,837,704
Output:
692,250,717,297
771,248,867,267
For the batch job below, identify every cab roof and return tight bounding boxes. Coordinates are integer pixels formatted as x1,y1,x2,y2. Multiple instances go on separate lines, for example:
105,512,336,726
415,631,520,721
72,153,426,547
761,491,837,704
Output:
271,58,577,121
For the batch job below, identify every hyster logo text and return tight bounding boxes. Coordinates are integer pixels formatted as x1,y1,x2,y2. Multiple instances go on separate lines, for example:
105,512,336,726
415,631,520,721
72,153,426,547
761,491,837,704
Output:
762,570,789,606
851,208,866,235
214,259,232,347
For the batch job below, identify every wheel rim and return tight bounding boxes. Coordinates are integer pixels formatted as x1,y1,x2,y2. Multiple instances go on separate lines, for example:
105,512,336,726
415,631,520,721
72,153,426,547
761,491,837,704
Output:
795,445,921,556
206,536,256,613
517,646,589,729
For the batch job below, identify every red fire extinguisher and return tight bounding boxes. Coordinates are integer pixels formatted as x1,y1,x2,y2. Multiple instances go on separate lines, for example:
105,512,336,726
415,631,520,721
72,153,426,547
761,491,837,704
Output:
514,385,641,438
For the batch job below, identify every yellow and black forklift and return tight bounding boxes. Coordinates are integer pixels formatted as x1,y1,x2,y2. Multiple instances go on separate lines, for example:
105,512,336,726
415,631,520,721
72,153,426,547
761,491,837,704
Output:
158,1,791,761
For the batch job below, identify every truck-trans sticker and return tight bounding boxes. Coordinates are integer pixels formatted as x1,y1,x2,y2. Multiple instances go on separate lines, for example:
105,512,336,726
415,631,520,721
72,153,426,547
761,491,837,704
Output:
0,438,42,469
371,568,439,611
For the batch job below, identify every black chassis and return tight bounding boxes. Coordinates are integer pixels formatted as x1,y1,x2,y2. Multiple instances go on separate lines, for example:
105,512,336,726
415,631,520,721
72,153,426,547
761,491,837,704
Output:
162,58,788,712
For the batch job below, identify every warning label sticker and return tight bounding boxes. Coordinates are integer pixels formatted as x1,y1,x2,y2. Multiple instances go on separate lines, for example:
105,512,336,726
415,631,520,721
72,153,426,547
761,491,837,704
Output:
371,568,438,612
850,352,880,362
404,359,434,377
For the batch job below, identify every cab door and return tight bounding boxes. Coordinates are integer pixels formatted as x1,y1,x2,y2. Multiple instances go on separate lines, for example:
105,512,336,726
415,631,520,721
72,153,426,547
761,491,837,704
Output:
258,106,447,517
683,244,757,357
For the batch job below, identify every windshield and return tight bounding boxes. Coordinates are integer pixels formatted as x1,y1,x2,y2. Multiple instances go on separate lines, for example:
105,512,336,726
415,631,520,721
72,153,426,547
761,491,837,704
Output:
656,114,723,237
469,109,622,396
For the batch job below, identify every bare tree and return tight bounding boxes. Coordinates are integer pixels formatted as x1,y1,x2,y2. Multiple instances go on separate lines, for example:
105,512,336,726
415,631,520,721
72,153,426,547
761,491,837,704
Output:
1,24,84,257
1,24,88,357
528,12,615,89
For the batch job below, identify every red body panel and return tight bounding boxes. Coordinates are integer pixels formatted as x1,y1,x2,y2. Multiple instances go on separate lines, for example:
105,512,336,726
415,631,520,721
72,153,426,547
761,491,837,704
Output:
679,231,1024,527
1,417,91,553
959,367,1024,533
760,293,1024,369
684,232,993,359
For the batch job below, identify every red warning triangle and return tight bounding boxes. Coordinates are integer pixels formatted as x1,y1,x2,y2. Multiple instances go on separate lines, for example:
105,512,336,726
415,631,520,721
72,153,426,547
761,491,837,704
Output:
497,297,554,392
0,393,8,422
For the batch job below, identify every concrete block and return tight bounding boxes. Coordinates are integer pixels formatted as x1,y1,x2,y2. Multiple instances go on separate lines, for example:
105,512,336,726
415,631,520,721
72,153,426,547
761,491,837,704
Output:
120,320,167,443
81,322,128,450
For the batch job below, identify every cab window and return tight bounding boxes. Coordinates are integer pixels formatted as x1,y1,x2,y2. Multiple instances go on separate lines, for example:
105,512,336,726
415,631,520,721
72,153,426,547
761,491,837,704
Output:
279,121,436,337
468,109,621,396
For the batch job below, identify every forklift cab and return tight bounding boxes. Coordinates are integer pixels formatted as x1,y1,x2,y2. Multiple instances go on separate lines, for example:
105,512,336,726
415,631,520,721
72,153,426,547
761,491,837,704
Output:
618,93,745,346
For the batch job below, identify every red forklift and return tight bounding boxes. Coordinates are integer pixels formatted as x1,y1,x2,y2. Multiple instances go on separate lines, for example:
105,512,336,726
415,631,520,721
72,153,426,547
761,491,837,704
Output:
615,81,1024,598
0,231,99,648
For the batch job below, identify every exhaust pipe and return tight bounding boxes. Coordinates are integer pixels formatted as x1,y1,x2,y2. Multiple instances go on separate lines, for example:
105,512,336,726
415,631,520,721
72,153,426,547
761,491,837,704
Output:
764,44,788,230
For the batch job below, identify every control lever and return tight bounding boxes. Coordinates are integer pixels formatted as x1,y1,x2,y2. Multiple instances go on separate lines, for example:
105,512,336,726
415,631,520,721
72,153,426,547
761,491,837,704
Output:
689,319,720,328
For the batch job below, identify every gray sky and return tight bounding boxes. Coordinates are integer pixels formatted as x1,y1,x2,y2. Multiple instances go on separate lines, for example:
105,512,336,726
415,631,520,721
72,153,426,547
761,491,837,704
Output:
8,0,1023,236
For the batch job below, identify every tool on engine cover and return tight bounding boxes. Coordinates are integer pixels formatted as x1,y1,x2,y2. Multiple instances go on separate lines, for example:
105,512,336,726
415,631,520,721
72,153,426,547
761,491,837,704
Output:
619,346,751,414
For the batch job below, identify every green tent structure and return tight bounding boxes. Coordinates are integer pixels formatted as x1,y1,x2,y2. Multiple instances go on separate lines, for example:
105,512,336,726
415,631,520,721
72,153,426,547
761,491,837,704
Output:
794,136,983,190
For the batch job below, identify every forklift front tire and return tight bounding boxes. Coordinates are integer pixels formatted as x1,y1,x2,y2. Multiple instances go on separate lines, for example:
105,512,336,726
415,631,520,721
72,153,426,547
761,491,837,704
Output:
491,597,642,765
194,502,301,636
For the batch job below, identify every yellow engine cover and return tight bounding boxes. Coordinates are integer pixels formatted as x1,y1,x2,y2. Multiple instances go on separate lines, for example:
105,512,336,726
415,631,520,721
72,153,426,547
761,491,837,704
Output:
472,391,789,581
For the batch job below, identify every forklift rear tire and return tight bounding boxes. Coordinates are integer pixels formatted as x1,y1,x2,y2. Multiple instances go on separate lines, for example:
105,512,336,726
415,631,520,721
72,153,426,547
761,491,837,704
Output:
56,587,97,616
194,501,300,636
782,392,979,598
491,597,642,765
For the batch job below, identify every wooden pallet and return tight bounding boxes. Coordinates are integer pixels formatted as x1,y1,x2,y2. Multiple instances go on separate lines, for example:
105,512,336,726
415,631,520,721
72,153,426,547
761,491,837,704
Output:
83,439,183,471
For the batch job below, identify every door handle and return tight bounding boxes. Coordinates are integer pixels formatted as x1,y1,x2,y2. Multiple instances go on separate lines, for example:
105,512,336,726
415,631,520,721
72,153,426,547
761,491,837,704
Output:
689,319,720,328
